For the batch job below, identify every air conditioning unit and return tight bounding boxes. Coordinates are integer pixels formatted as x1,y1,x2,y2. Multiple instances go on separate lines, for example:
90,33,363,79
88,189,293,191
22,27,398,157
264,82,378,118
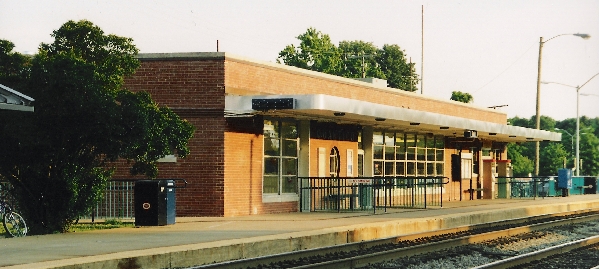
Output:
464,130,478,138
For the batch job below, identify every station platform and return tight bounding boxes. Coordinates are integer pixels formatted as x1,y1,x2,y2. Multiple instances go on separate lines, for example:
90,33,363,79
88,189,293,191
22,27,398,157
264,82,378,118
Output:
2,195,599,269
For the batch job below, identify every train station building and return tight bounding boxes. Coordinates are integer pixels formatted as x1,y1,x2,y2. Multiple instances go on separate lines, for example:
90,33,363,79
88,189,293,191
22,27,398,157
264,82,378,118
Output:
120,52,560,217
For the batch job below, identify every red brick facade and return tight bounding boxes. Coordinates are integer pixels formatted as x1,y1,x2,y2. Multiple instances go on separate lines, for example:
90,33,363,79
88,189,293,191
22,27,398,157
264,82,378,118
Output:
119,53,509,217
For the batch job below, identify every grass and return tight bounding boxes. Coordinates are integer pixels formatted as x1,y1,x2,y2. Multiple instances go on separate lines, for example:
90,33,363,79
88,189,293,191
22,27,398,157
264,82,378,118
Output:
69,218,134,232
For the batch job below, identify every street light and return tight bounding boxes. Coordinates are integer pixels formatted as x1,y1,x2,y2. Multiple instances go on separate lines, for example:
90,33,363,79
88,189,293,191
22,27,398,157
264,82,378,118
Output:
534,33,590,176
542,72,599,176
554,128,573,154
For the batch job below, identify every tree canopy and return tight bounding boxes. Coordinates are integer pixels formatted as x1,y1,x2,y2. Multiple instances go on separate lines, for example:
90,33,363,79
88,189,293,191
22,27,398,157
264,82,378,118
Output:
508,115,599,177
0,20,194,234
450,91,473,103
277,27,419,91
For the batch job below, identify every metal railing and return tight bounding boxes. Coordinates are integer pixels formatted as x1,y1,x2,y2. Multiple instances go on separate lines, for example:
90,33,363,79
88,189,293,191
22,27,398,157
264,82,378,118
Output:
496,177,559,199
89,179,136,220
299,176,448,213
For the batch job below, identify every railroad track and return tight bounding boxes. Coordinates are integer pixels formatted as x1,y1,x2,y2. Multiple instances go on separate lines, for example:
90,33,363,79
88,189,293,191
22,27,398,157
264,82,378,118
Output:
473,235,599,269
188,209,599,269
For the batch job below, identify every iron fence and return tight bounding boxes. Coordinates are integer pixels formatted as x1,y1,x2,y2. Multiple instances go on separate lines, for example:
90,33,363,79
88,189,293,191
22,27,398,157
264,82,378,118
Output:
299,176,448,213
496,177,559,199
88,179,136,220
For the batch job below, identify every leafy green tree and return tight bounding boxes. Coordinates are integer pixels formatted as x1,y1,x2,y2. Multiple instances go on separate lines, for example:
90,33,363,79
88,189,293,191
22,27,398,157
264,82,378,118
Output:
278,28,419,91
0,40,30,88
277,27,343,75
0,20,194,234
450,91,473,103
579,131,599,176
539,143,568,176
378,44,418,90
507,143,534,176
338,40,382,79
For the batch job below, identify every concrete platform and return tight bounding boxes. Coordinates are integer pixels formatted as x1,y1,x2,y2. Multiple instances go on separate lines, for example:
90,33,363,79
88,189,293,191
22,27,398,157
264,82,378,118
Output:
2,195,599,269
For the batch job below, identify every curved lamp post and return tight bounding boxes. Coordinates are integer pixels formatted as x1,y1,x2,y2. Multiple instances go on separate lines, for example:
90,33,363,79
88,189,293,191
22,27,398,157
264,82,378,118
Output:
542,72,599,176
534,33,590,176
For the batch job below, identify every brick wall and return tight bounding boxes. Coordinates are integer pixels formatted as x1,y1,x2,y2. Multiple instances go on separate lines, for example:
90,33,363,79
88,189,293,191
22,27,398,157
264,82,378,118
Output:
121,56,227,217
224,57,507,124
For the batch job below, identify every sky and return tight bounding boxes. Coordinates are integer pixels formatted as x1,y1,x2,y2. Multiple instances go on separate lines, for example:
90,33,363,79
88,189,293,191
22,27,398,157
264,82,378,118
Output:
1,0,598,121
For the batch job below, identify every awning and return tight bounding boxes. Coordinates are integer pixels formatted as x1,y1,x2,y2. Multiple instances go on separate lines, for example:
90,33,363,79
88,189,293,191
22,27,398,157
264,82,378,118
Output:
0,84,34,112
225,94,560,143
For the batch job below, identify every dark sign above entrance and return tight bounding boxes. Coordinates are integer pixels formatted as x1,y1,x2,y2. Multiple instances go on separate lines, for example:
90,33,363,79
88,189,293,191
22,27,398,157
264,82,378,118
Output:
310,121,359,142
252,98,295,110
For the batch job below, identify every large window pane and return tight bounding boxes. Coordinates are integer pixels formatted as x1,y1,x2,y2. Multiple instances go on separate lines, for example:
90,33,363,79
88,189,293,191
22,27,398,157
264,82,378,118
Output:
385,132,395,147
417,162,425,175
407,147,416,160
396,162,405,176
385,145,395,160
282,176,297,193
436,163,444,176
416,134,426,148
264,138,280,156
281,121,297,139
282,139,297,157
426,163,434,175
264,157,279,175
282,158,297,176
263,120,278,138
427,148,435,161
374,161,383,176
436,149,444,161
406,133,416,147
263,176,279,193
384,161,394,176
406,162,415,175
417,148,426,161
435,136,444,149
373,145,384,160
373,131,384,145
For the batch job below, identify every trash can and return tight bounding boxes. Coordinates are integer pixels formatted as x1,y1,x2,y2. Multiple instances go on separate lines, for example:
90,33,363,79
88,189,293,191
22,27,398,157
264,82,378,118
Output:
134,180,176,226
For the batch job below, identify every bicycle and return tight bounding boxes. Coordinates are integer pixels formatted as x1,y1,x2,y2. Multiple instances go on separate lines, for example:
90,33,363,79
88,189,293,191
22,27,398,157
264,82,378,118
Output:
0,199,27,237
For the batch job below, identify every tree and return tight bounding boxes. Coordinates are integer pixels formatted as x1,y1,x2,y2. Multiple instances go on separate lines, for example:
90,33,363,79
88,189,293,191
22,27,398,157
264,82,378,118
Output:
278,28,419,91
539,143,568,176
277,27,343,75
0,40,30,88
338,40,382,79
0,20,194,234
450,91,473,103
579,131,599,176
507,143,534,176
378,44,418,91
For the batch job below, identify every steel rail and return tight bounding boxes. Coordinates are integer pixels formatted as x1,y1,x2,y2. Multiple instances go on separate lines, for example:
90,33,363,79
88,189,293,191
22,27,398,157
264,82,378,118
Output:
189,209,599,269
472,235,599,269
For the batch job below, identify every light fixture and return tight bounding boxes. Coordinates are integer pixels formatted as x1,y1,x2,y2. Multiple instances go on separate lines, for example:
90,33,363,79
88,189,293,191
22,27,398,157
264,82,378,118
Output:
410,122,420,125
440,126,449,129
375,118,386,121
509,135,517,138
526,137,534,140
333,112,345,116
489,133,497,136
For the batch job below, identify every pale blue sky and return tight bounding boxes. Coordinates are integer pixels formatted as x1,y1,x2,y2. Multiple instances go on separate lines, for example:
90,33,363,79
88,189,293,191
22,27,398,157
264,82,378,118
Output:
2,0,598,121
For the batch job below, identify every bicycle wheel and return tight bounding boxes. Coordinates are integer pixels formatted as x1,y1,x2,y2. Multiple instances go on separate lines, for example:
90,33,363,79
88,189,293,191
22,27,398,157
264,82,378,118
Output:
3,211,28,237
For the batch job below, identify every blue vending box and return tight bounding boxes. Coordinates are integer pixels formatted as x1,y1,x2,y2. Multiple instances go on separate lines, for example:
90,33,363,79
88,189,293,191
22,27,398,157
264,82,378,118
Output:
557,168,572,189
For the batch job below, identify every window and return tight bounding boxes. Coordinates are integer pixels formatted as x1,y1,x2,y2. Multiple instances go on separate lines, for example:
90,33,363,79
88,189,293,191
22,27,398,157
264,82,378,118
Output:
372,130,445,178
263,120,298,195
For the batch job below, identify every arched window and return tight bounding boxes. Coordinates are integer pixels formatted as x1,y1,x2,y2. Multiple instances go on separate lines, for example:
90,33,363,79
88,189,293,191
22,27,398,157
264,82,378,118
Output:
329,147,340,177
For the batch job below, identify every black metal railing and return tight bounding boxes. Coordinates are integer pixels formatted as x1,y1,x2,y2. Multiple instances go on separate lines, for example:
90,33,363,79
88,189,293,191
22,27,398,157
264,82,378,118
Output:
299,176,448,213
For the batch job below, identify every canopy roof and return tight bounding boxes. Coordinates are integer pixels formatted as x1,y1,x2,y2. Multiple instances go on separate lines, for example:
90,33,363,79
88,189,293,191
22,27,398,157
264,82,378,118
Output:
225,94,560,143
